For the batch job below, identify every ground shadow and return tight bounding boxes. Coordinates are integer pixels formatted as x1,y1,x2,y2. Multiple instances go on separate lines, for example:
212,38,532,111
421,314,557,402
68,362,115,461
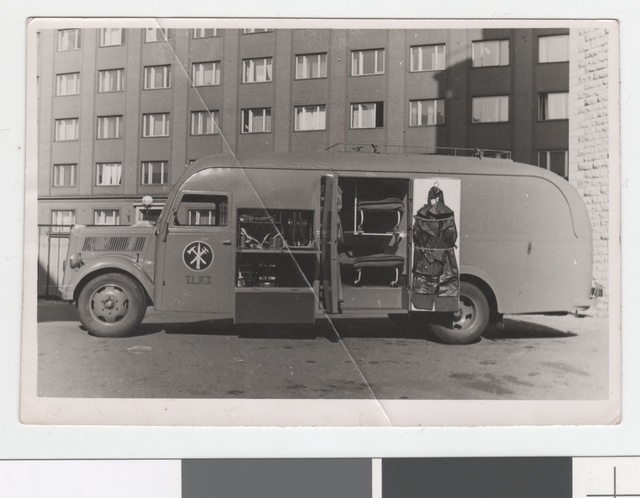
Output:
37,299,79,323
163,320,339,341
89,317,435,342
483,318,578,341
160,317,443,342
39,300,580,343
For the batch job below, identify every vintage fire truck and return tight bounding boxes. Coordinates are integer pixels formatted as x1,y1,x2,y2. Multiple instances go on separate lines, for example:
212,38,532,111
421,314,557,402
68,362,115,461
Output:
57,152,595,344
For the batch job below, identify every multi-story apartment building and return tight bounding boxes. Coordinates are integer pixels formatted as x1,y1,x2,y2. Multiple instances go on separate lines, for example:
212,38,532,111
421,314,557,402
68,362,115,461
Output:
36,27,570,228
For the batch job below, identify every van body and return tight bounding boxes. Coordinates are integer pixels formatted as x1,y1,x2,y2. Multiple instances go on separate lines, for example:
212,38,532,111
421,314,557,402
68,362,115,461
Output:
58,153,595,344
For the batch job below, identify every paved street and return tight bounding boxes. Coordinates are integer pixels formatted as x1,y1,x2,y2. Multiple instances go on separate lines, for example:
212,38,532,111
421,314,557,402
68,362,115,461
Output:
36,300,609,400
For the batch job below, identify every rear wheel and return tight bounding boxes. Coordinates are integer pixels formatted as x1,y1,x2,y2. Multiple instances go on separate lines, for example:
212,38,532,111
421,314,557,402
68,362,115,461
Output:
429,281,490,345
77,273,147,338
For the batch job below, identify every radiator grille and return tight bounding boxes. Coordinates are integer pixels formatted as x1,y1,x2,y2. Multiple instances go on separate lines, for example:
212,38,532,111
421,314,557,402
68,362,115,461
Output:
82,236,146,252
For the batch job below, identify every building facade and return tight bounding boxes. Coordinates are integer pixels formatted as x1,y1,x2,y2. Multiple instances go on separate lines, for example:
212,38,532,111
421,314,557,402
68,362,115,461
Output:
37,26,571,227
569,27,610,316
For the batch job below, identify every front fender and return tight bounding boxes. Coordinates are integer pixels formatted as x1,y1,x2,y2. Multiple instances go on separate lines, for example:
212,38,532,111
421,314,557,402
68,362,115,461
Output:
58,255,155,302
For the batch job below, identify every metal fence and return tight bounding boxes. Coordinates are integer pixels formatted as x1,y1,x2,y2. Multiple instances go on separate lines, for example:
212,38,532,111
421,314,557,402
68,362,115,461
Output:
37,225,72,298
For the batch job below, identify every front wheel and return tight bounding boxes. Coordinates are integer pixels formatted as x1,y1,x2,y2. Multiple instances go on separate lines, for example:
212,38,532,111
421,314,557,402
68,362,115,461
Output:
429,282,490,345
77,273,147,338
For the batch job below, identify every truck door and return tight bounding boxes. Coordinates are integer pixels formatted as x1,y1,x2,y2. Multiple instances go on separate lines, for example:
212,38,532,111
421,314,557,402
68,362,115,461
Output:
321,175,341,314
410,178,460,312
156,190,233,313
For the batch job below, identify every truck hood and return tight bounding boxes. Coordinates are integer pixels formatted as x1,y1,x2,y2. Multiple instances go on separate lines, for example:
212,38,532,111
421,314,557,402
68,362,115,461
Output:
68,223,156,258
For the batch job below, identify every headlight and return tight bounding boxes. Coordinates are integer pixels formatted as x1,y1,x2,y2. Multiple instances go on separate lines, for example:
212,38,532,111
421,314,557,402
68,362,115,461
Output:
69,252,83,269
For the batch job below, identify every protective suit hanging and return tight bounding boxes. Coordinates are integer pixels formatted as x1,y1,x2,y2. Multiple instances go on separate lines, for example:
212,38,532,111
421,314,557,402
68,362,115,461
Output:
412,183,460,297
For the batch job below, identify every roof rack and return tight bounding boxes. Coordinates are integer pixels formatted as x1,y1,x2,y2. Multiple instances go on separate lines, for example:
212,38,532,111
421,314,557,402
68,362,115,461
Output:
324,143,511,160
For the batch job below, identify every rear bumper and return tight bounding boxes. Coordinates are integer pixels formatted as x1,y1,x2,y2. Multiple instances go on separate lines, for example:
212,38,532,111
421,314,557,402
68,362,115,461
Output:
572,297,597,311
573,283,602,311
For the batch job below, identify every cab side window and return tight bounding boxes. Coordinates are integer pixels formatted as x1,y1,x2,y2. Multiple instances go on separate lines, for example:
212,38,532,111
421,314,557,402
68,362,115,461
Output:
174,194,228,227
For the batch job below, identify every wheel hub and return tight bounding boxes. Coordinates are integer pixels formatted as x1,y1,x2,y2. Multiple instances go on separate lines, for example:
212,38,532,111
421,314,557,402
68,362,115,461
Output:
453,297,476,331
90,284,130,325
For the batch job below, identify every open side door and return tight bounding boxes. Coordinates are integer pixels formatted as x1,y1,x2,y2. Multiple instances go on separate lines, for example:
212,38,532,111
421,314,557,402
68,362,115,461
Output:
320,174,341,314
410,177,461,312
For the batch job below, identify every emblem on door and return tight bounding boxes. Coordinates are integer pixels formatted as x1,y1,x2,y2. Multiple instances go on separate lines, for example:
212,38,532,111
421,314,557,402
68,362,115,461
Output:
183,241,214,271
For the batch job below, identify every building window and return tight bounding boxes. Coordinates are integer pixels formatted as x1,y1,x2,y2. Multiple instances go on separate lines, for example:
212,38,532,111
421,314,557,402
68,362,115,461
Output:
189,209,218,226
51,210,75,233
96,162,122,186
538,150,568,178
409,99,445,126
144,27,169,43
539,92,569,120
472,96,509,123
295,53,327,79
179,195,228,227
57,29,80,51
143,113,170,137
99,28,125,47
351,49,385,76
55,72,80,96
294,105,327,131
193,28,219,38
96,115,123,139
539,35,569,63
241,108,271,133
144,65,171,90
141,161,168,185
191,110,220,136
472,39,509,67
192,61,221,86
98,68,124,93
94,209,120,226
135,204,164,225
54,118,79,141
242,28,272,34
53,164,77,187
410,44,446,72
350,102,384,129
242,58,273,83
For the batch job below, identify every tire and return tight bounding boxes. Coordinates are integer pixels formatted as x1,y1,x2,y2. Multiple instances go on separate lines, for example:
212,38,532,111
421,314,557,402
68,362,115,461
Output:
77,273,147,338
429,281,490,345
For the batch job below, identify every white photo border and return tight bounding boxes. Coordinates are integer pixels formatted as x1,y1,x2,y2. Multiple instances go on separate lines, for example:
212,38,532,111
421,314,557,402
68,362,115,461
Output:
0,2,636,460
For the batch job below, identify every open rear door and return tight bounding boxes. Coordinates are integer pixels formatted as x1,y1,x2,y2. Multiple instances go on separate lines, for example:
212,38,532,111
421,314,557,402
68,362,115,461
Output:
321,175,341,314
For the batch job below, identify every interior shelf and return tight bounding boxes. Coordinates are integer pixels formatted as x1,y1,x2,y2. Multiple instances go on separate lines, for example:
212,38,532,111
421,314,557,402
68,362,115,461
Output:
237,248,320,254
235,286,315,293
344,231,405,237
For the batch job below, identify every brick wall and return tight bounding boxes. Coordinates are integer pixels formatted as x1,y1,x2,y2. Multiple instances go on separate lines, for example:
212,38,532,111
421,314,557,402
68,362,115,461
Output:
569,28,610,316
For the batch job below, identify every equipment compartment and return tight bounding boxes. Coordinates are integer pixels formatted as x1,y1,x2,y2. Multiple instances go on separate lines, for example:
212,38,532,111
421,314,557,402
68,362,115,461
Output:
235,207,320,291
337,177,409,287
235,253,319,288
339,178,408,235
237,208,315,250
